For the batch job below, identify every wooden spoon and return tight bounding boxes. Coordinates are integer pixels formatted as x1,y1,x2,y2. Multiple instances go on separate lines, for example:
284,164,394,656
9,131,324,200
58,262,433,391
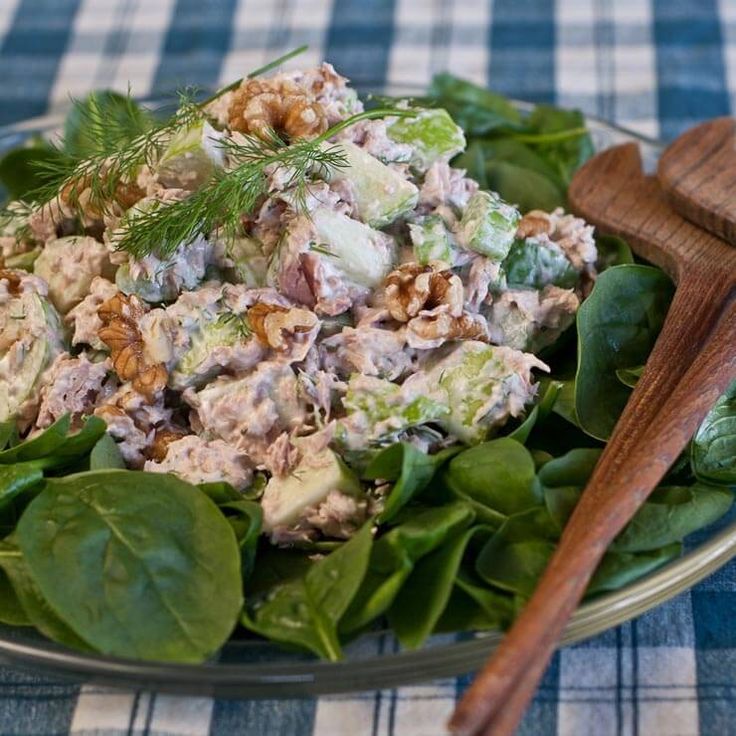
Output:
449,142,736,736
658,117,736,243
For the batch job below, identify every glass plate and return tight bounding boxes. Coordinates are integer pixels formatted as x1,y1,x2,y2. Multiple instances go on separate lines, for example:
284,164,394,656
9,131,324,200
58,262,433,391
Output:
0,94,733,699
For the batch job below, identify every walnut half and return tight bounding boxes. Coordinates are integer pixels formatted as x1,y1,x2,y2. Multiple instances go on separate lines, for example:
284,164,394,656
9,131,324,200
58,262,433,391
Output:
147,428,188,463
228,78,328,140
515,210,554,239
248,302,319,351
98,292,167,400
384,262,464,322
407,311,489,350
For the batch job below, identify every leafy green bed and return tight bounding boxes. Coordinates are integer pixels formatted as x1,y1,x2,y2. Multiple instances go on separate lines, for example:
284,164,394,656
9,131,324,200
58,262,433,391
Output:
0,76,734,664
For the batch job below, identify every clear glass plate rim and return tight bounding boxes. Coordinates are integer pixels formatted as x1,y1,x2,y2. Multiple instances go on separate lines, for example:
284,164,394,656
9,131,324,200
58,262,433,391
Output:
0,96,730,697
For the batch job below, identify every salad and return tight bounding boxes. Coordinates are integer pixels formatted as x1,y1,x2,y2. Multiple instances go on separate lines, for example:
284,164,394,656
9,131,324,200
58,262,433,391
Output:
0,52,734,665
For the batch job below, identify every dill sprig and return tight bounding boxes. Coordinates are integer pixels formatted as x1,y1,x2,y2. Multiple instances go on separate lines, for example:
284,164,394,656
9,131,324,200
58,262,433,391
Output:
115,107,416,259
22,46,311,216
31,91,203,214
216,311,252,340
116,128,348,259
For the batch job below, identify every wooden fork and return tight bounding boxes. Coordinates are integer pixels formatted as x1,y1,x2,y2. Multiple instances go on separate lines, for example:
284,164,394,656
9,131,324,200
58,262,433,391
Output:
449,142,736,736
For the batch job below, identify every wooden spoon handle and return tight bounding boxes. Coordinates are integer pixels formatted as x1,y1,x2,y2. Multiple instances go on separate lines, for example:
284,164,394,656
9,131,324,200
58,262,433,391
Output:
658,117,736,244
450,294,736,736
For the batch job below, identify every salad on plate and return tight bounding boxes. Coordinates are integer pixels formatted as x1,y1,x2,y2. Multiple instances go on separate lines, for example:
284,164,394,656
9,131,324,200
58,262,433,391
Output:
0,51,734,665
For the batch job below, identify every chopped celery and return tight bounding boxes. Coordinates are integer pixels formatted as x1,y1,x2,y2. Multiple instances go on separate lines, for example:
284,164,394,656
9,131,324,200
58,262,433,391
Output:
324,141,418,227
459,191,520,261
261,449,362,531
388,108,466,169
503,237,578,289
408,215,454,265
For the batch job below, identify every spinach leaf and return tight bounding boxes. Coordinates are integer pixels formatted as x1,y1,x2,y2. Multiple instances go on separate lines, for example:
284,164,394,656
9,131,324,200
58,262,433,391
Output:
340,502,475,634
0,536,87,645
525,105,593,186
64,90,152,158
484,160,566,213
596,234,634,271
388,525,493,648
0,462,44,513
0,415,72,464
220,500,262,581
588,544,682,595
539,449,732,552
88,432,125,470
243,524,373,660
0,146,66,201
575,265,674,439
17,470,243,663
508,380,562,444
0,422,16,451
551,379,579,427
427,73,523,135
0,564,30,627
692,381,736,484
457,138,564,187
612,484,733,553
444,438,540,517
364,443,460,523
434,581,513,634
538,448,601,529
0,414,105,468
198,481,242,504
475,507,559,596
616,366,644,388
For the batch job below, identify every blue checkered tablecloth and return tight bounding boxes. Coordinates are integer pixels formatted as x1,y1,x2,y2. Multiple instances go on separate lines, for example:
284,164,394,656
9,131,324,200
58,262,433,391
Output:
0,1,735,734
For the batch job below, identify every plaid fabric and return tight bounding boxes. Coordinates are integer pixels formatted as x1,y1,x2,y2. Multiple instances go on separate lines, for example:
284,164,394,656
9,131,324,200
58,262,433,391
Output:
0,1,734,734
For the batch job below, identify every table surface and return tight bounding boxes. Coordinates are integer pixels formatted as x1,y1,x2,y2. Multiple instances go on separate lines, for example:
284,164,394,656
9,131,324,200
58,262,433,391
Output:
1,1,735,734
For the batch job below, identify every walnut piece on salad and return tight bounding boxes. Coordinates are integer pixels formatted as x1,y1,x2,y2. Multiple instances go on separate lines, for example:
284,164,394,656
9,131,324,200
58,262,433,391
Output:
0,61,601,548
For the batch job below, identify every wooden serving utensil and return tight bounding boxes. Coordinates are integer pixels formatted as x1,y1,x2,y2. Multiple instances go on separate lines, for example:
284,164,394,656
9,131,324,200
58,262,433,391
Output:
658,117,736,243
449,142,736,736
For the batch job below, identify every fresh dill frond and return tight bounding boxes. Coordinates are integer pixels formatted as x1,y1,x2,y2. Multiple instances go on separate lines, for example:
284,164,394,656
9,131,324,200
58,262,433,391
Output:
29,90,203,215
308,242,338,258
216,311,252,340
117,127,348,258
17,46,313,220
113,107,417,259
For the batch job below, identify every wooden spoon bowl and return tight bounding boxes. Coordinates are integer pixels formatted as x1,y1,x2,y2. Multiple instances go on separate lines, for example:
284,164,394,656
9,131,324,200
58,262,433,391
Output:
449,142,736,736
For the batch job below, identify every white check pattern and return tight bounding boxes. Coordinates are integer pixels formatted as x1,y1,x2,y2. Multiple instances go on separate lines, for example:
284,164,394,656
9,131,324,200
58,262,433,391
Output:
0,1,734,734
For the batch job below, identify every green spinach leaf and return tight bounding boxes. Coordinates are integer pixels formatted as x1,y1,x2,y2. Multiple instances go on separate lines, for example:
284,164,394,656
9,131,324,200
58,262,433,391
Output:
0,145,66,201
616,366,644,388
365,443,460,523
64,90,152,158
17,470,242,663
0,462,44,513
575,265,674,439
692,381,736,484
596,234,634,271
0,536,86,644
444,438,540,517
243,524,373,660
588,544,682,595
508,381,562,444
0,422,16,451
484,160,566,213
427,73,523,135
221,499,262,581
88,432,125,470
388,525,494,648
340,502,475,634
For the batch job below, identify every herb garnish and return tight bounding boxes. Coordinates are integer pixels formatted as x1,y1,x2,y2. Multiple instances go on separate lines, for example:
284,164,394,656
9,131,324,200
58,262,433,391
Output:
115,107,416,259
14,46,311,220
